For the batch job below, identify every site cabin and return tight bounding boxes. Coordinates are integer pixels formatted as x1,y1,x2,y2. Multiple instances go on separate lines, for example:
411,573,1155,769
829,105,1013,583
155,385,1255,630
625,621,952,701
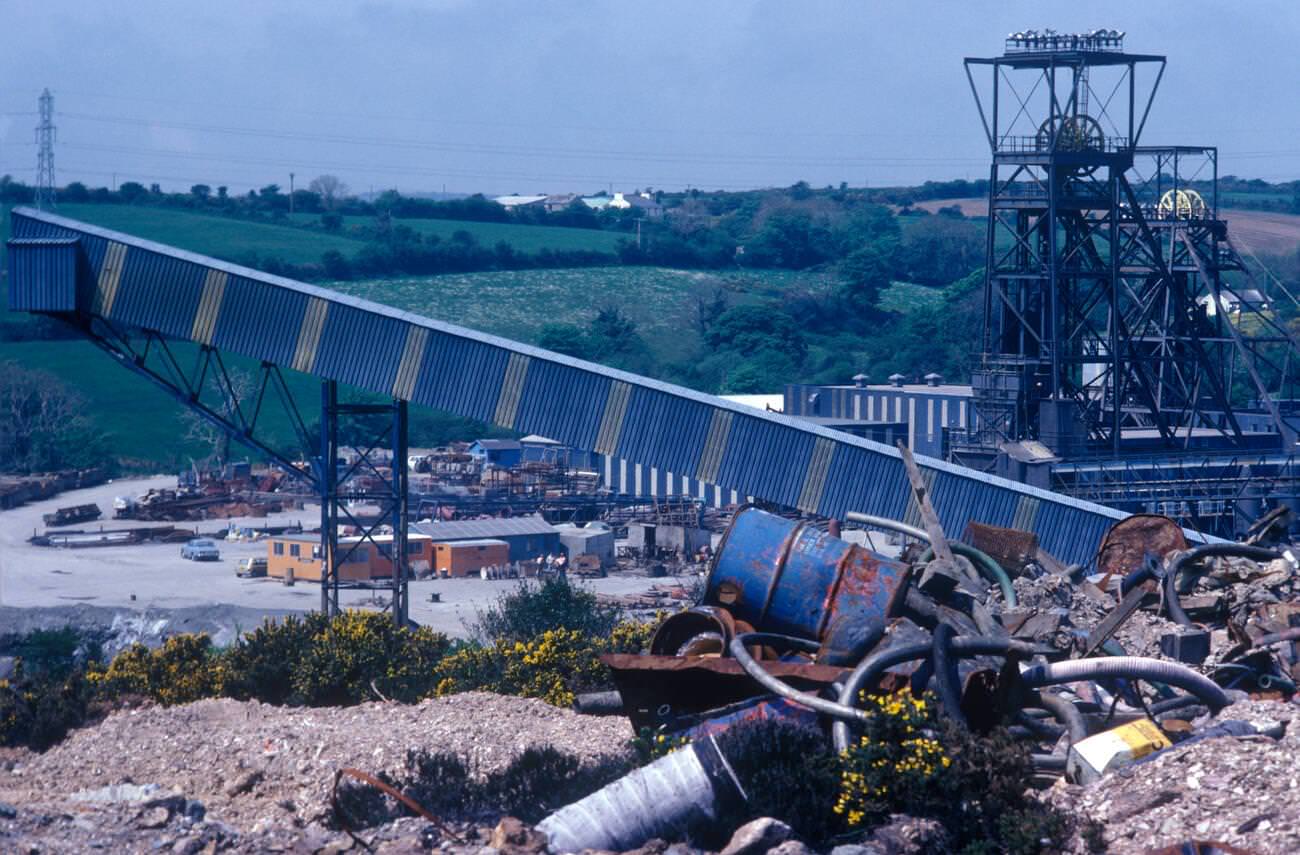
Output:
265,533,433,582
433,538,510,578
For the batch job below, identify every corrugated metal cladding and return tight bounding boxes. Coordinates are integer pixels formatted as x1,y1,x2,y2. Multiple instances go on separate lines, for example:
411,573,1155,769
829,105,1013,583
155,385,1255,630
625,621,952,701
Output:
785,382,974,456
597,453,742,509
5,238,79,311
9,207,1143,566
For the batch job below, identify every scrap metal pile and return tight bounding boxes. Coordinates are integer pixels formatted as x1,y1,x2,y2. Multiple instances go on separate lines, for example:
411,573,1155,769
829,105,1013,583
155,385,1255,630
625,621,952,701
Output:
548,447,1300,852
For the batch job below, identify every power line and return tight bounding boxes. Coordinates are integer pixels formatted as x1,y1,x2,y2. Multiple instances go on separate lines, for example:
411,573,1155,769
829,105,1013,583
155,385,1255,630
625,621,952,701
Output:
34,88,56,210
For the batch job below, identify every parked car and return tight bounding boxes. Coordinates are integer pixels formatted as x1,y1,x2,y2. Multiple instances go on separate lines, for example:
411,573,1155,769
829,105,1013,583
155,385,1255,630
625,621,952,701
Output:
181,538,221,561
236,557,267,578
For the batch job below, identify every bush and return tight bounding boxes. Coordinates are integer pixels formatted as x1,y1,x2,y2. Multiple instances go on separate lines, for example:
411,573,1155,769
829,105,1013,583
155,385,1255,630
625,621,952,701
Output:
0,666,93,751
219,614,322,705
286,611,451,706
432,618,657,708
467,576,622,644
483,746,631,824
836,689,1077,855
714,718,842,847
87,635,220,706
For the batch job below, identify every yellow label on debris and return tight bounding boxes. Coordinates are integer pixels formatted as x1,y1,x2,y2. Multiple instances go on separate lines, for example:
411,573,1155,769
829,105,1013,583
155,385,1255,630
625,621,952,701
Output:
1114,719,1172,758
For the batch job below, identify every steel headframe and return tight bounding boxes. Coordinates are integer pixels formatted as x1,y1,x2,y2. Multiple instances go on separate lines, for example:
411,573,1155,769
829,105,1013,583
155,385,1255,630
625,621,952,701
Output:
318,381,410,624
74,313,411,625
960,37,1300,458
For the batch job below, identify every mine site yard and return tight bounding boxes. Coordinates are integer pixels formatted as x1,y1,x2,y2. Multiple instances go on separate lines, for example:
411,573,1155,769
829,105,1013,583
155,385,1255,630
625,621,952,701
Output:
3,14,1300,855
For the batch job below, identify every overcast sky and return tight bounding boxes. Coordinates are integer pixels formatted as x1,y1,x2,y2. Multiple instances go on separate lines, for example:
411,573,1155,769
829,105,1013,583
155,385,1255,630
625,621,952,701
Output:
1,0,1296,197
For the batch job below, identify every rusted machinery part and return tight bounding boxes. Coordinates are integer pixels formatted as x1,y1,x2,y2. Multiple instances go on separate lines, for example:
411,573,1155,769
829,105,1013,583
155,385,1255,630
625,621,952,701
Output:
1165,544,1282,626
1096,514,1188,579
1252,626,1300,648
1019,656,1231,713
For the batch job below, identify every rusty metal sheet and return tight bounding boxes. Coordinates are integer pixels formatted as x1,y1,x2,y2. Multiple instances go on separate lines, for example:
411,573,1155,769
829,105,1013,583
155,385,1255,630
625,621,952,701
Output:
964,520,1038,575
1096,514,1188,577
602,653,849,731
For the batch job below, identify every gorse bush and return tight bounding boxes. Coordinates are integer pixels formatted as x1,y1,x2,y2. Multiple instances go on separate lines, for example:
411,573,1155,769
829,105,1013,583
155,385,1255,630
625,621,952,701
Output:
0,665,94,751
836,689,1079,855
286,610,451,706
88,635,220,706
433,619,659,707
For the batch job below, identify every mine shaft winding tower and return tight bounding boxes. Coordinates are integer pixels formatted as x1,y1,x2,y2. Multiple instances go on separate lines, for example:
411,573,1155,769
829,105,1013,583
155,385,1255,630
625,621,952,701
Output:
958,29,1299,463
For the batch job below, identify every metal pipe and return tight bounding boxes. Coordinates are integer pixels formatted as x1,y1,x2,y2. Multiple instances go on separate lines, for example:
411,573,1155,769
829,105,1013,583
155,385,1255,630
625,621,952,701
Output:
1165,544,1281,626
1018,657,1231,713
844,512,929,542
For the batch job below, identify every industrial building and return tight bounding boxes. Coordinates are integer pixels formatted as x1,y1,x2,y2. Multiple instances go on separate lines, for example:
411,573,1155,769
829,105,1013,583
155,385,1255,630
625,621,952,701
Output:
266,532,433,582
467,439,522,468
412,515,560,562
555,522,615,566
433,539,510,577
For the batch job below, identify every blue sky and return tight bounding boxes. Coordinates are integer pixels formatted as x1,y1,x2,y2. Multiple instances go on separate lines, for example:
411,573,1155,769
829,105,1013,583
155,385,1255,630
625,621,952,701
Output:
1,0,1296,195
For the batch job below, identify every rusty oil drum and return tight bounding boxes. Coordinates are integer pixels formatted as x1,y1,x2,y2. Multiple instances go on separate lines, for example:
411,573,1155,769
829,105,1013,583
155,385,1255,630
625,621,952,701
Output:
703,507,910,655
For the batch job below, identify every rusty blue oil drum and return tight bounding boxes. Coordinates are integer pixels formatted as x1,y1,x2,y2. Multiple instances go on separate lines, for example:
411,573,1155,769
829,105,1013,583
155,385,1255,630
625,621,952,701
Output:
704,506,910,643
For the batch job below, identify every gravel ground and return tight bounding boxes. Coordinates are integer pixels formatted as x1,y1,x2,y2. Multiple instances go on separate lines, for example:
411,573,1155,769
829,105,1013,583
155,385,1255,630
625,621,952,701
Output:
1045,698,1300,854
0,692,635,853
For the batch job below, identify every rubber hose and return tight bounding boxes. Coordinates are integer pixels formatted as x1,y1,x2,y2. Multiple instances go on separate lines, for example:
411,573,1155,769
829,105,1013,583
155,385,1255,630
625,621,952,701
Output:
830,635,1046,752
844,511,929,542
1033,691,1088,745
1019,656,1231,713
1165,544,1282,626
918,542,1017,606
1119,564,1156,596
1148,694,1205,717
1012,713,1065,741
1252,626,1300,648
1031,754,1067,774
728,632,871,723
931,623,967,728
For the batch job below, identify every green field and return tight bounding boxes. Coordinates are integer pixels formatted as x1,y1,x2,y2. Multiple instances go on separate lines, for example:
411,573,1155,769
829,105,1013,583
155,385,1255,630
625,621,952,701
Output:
288,212,624,254
331,267,816,364
50,204,366,265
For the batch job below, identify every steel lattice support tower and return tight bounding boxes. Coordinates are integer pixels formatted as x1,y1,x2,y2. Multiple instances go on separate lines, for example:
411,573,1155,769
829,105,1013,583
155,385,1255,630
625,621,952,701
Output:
34,88,57,210
958,30,1300,461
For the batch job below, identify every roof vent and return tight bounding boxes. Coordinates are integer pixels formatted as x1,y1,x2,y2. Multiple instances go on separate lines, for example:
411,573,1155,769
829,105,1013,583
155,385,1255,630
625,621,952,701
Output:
888,373,906,387
852,373,869,388
924,372,943,387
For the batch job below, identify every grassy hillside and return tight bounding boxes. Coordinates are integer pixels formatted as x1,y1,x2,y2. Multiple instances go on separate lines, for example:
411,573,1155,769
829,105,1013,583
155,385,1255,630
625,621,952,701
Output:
332,267,816,365
52,204,365,265
289,212,623,253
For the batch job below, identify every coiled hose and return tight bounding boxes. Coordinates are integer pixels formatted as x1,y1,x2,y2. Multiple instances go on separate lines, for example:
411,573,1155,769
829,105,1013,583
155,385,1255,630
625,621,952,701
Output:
1164,544,1281,626
1018,656,1231,713
827,636,1048,753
